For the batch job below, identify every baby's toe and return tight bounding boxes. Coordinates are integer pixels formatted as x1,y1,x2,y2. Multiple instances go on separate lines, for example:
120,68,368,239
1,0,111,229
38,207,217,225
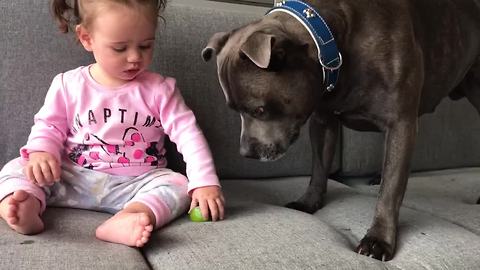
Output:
7,197,18,206
140,235,149,244
136,237,149,247
7,216,19,224
141,229,151,239
138,214,150,227
12,190,29,202
7,205,18,217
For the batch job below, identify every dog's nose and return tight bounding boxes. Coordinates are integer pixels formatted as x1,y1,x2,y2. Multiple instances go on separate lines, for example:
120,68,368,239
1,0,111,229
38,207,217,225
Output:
239,145,259,159
239,137,261,159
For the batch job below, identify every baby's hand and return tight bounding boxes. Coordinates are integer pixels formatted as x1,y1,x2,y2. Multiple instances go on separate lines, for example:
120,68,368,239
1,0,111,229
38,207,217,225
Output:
190,186,225,221
25,152,61,187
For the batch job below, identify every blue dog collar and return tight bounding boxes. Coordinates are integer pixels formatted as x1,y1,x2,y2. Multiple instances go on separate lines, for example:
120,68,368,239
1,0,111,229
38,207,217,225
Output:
266,0,342,91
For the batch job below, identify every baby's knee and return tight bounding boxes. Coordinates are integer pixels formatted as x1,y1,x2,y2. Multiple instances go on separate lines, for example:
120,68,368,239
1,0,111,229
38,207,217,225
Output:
0,157,27,177
170,172,189,187
150,170,189,191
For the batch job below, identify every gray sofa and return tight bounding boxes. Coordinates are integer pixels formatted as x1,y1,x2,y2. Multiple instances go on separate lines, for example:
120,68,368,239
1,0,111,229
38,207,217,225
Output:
1,0,479,269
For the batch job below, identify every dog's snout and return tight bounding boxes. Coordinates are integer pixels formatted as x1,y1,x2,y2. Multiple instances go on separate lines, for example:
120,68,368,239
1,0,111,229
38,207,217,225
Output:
239,136,260,159
239,136,286,161
239,146,259,159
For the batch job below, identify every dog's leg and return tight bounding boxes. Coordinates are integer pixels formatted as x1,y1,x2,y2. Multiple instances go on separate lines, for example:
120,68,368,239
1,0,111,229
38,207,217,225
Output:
286,112,338,213
356,118,417,261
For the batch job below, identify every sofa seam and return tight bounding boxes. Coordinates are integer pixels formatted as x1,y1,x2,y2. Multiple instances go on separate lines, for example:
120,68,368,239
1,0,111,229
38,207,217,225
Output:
140,249,154,270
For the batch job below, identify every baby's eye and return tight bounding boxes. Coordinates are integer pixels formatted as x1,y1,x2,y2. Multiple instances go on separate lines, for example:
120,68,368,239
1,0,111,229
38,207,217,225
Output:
112,46,127,52
139,44,152,50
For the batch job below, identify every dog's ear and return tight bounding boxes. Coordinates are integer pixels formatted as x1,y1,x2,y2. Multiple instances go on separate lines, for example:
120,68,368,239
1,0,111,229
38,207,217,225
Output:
240,31,288,70
240,31,274,69
202,32,230,62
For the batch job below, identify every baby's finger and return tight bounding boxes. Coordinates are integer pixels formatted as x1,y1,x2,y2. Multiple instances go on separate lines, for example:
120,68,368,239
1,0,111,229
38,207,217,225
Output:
25,166,35,183
40,163,54,185
32,165,46,186
220,194,226,205
49,160,61,182
198,199,210,220
208,199,219,221
216,197,225,220
189,197,198,213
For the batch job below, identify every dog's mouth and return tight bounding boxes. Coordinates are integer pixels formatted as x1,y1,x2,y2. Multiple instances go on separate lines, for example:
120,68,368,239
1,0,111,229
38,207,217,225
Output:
289,130,300,145
239,128,301,161
260,153,286,162
240,143,287,161
257,144,287,161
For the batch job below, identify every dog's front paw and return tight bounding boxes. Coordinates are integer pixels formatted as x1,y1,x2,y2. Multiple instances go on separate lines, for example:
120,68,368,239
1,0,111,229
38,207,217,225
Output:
285,198,323,214
355,236,394,261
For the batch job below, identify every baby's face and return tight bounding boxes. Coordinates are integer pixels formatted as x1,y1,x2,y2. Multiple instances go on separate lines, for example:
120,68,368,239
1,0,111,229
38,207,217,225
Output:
86,4,157,86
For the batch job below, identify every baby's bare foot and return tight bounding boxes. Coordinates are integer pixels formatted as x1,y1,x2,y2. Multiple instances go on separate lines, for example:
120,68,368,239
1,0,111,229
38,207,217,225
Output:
95,211,153,247
0,190,44,235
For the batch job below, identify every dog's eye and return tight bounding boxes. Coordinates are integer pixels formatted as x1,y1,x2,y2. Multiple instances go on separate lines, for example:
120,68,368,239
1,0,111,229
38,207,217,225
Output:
253,106,265,117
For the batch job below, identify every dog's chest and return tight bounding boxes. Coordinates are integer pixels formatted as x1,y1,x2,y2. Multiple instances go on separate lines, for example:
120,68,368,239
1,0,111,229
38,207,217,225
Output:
334,110,383,132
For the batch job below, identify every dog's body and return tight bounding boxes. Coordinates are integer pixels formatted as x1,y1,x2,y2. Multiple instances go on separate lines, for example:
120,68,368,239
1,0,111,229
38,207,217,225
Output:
203,0,480,260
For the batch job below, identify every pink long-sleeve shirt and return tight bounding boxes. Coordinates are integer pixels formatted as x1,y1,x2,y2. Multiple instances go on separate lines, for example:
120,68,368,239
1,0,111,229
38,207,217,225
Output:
20,66,220,193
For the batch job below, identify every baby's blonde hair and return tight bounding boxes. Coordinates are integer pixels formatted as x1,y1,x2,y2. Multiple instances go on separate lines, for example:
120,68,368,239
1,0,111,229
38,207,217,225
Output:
51,0,166,33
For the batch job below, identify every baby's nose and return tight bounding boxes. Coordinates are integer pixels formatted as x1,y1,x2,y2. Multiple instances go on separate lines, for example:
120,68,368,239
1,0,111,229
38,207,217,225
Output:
127,49,142,62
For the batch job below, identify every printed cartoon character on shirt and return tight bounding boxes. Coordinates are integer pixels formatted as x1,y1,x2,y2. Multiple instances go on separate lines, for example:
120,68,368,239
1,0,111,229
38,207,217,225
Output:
68,127,165,169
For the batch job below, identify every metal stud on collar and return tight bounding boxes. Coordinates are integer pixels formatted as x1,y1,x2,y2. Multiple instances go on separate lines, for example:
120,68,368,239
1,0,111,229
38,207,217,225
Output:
303,8,316,18
326,84,334,92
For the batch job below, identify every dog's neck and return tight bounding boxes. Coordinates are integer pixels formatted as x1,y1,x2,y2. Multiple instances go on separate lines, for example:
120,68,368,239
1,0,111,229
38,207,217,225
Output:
265,2,346,95
266,5,346,61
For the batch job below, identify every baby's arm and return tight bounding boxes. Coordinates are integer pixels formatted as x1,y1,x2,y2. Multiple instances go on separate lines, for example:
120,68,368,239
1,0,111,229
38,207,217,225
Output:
21,74,69,177
158,78,224,219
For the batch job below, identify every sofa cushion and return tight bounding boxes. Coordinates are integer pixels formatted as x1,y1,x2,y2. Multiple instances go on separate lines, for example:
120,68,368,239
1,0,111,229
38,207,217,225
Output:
0,1,93,169
345,167,480,234
316,188,480,269
341,98,480,176
216,174,480,269
144,201,386,270
0,208,148,270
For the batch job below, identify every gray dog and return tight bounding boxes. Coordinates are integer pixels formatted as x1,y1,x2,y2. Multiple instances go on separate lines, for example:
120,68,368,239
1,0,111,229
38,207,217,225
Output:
202,0,480,261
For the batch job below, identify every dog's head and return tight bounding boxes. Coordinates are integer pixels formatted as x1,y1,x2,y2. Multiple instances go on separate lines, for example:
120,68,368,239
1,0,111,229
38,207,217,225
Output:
203,20,322,161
